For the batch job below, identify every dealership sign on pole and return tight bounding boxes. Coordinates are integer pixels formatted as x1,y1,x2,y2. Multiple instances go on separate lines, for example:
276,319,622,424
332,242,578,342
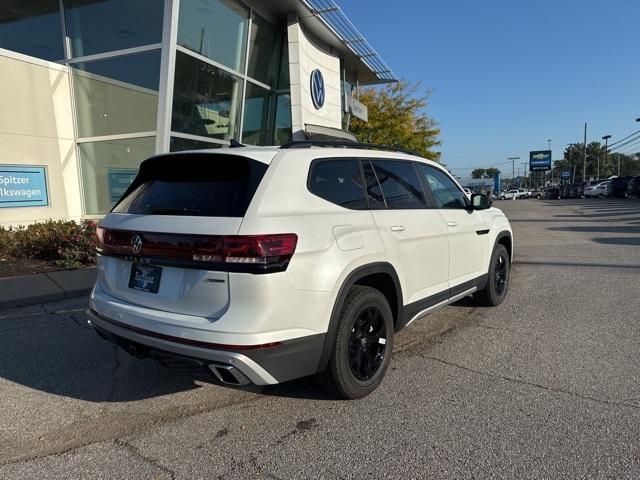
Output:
529,150,552,171
561,170,571,179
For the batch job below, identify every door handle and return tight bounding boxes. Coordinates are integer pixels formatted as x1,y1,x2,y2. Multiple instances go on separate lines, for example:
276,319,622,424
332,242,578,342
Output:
446,221,458,227
389,225,406,232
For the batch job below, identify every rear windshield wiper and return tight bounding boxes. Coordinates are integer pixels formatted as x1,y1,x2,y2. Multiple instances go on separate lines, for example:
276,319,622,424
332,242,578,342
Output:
149,207,203,215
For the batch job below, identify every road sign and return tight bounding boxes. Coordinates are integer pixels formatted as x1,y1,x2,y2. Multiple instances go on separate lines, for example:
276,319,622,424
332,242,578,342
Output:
530,150,552,171
561,170,571,179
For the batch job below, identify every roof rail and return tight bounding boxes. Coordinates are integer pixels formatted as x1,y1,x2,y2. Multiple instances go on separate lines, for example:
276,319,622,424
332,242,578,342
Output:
279,140,418,156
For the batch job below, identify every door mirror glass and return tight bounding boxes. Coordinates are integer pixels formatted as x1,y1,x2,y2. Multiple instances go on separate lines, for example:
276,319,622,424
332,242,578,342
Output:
471,193,491,210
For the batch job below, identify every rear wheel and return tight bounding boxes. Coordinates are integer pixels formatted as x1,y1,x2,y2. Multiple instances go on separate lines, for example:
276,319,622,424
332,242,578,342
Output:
475,244,510,306
317,286,394,399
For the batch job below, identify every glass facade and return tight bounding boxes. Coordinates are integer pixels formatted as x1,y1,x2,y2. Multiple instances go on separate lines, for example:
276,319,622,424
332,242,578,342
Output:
64,0,164,57
0,0,293,216
78,137,156,215
0,2,64,61
177,0,248,72
72,51,161,137
172,51,243,141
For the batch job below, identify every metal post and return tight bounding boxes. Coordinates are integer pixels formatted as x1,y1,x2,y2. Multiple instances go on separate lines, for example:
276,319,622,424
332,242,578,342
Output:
582,122,588,182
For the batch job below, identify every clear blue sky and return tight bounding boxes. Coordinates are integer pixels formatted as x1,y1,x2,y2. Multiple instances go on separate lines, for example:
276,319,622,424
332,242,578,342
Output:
338,0,640,177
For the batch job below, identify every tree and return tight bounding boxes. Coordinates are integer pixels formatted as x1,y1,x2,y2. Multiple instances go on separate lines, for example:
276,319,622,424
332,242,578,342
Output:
471,168,486,179
350,80,441,161
484,167,499,179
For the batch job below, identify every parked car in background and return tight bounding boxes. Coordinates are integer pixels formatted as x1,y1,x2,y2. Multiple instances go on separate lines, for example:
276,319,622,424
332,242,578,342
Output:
559,184,570,199
608,176,631,198
517,189,532,199
499,189,519,200
627,176,640,198
584,180,610,198
543,187,560,199
529,190,543,199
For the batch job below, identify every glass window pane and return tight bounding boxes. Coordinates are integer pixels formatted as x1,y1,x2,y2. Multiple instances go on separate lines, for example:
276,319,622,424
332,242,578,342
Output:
308,159,366,210
78,137,156,215
371,160,427,209
273,94,292,145
0,1,64,61
177,0,248,72
242,83,270,145
72,50,160,138
65,0,164,57
247,14,280,86
172,51,243,141
417,164,468,209
170,137,223,152
362,161,386,209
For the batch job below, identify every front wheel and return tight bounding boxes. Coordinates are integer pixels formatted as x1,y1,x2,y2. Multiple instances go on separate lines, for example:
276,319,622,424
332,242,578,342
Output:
317,286,394,399
475,244,510,306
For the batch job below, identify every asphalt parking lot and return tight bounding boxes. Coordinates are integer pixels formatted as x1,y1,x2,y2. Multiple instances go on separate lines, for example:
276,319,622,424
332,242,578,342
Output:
1,198,639,479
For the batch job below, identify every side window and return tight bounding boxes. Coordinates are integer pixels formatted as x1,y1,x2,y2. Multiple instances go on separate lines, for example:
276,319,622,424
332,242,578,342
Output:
370,160,427,209
361,160,386,209
308,159,367,209
416,164,468,209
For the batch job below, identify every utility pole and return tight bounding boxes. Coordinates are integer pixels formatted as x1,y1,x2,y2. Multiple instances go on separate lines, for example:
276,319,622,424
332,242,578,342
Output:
582,122,588,182
521,162,528,188
602,134,612,177
508,156,520,188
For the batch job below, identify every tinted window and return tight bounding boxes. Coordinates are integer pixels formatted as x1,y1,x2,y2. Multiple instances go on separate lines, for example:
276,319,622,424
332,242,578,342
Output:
113,154,267,217
370,160,427,209
417,164,468,209
0,1,64,61
65,0,164,57
308,160,366,210
361,161,386,208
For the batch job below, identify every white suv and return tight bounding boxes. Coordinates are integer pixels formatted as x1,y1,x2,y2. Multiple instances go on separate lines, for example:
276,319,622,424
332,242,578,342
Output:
89,142,513,399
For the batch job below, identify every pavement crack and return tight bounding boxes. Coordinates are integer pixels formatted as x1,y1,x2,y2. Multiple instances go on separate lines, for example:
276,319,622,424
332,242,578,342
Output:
423,354,640,411
114,439,175,479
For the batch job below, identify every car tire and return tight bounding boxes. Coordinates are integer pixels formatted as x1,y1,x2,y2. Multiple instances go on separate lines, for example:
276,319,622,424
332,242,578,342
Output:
500,196,506,200
317,285,394,399
475,244,510,307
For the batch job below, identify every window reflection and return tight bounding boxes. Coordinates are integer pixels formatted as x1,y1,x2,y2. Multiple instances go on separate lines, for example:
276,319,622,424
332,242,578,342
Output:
172,52,243,141
65,0,164,57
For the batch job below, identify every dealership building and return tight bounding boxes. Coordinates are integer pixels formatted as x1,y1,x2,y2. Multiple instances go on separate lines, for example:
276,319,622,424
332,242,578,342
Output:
0,0,396,226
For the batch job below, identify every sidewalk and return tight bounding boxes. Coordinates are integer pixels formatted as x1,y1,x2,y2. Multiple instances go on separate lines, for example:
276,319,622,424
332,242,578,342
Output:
0,268,96,309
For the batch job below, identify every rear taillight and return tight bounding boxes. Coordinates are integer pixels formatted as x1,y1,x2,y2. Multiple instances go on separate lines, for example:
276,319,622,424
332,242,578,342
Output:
97,229,297,273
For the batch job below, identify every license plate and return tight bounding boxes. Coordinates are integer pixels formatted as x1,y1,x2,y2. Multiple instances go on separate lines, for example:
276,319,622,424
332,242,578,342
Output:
128,264,162,293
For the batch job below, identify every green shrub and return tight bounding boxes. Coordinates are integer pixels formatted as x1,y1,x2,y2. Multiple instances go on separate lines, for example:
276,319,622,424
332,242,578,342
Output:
0,220,97,269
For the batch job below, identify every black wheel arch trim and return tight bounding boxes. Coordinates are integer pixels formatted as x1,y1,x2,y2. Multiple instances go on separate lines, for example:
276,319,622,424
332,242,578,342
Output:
316,262,403,373
494,230,513,261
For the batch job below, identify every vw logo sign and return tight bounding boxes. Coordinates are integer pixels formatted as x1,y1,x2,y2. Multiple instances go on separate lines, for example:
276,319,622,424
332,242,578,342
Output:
131,234,143,255
310,69,325,110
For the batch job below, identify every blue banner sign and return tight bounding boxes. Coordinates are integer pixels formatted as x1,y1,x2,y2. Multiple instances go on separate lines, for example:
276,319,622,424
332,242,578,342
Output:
493,171,502,192
530,150,552,171
107,168,138,203
0,165,49,208
561,170,571,179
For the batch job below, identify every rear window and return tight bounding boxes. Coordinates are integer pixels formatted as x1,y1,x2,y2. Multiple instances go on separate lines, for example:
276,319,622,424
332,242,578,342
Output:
112,154,268,217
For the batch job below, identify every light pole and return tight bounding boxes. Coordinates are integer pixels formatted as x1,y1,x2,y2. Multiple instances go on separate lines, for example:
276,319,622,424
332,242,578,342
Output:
547,139,552,150
602,134,611,177
508,156,519,188
582,123,588,183
521,162,528,188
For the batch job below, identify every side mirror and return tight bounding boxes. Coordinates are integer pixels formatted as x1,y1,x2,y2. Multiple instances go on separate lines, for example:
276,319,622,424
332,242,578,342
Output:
471,193,491,210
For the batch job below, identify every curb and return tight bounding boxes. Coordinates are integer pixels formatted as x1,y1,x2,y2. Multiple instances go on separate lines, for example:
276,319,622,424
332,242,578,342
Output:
0,267,97,310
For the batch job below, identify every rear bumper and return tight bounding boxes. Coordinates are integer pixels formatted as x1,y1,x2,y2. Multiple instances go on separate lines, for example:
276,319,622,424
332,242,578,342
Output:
87,309,325,386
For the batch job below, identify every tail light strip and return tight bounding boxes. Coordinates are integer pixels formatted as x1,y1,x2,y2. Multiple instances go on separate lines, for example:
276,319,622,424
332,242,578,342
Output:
96,227,297,274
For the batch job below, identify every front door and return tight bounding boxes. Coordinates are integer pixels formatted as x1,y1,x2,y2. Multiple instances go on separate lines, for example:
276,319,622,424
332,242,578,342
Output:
415,164,490,289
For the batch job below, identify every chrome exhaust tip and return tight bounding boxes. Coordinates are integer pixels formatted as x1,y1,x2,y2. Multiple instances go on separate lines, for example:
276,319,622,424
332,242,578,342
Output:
209,363,251,386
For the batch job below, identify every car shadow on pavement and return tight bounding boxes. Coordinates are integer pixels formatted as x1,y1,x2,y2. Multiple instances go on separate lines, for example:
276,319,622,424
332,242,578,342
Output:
593,237,640,246
0,306,210,402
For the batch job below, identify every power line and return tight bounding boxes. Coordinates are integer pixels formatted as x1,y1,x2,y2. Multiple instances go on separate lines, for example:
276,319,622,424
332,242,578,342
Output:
609,133,640,152
607,129,640,149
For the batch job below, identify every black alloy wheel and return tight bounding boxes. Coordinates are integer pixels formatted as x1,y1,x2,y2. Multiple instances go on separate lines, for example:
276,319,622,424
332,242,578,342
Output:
347,306,387,381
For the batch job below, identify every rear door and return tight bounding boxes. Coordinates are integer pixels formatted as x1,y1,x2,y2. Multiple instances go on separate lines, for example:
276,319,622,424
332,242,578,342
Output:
97,153,268,317
415,164,490,289
364,159,450,305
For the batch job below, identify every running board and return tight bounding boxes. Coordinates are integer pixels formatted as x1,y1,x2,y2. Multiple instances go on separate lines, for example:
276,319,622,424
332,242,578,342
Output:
405,287,477,327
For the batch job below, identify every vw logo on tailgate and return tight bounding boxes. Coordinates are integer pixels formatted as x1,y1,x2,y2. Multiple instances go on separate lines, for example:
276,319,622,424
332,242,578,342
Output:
131,234,143,254
310,69,325,110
